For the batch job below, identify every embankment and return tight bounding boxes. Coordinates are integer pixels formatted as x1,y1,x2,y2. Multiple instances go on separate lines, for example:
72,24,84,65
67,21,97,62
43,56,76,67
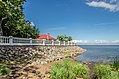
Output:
0,46,86,64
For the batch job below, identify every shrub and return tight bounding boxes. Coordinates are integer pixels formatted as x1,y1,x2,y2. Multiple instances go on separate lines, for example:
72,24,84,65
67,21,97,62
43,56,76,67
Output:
50,59,89,79
112,57,119,71
109,71,119,79
93,64,112,79
0,64,10,75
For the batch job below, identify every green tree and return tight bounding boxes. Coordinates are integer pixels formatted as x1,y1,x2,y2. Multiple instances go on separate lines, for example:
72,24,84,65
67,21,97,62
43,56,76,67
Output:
0,0,26,35
57,35,73,42
57,35,64,42
68,36,72,41
0,0,39,38
15,21,39,38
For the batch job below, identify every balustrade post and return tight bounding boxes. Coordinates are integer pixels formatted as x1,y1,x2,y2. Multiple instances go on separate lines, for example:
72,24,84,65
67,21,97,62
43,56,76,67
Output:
68,41,69,45
9,36,13,45
64,41,65,46
29,38,32,45
59,41,60,45
74,43,76,46
69,41,71,45
71,42,73,45
43,39,45,45
52,40,54,46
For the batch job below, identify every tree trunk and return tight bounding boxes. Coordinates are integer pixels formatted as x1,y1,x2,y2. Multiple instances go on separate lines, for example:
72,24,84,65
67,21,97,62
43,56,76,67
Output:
0,20,3,36
0,16,7,36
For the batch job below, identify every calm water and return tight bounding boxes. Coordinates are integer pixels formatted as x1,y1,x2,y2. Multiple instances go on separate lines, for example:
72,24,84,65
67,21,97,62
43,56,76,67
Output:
75,45,119,63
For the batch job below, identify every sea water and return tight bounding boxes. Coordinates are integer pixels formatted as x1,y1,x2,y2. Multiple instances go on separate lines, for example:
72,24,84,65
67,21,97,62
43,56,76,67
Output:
75,45,119,63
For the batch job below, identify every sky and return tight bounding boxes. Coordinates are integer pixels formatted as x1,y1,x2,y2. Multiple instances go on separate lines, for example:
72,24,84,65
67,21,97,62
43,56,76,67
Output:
23,0,119,41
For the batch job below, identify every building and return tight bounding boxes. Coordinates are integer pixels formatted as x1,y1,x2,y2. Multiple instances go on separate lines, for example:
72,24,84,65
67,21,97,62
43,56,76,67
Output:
37,33,56,41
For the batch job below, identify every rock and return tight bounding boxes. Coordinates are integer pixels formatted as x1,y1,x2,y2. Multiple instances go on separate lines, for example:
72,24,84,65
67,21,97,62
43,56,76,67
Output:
45,71,50,74
32,69,36,73
24,67,32,72
41,75,45,78
0,46,85,65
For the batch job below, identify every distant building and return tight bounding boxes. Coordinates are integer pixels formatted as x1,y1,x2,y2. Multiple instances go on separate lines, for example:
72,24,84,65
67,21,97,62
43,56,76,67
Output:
37,33,56,41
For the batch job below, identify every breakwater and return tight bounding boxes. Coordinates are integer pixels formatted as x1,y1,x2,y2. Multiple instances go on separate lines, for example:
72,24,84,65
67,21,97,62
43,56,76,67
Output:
0,46,86,64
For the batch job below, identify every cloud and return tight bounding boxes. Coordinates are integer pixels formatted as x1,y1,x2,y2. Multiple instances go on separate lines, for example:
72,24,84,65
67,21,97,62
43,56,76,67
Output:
47,27,67,31
94,22,119,26
86,1,119,11
73,40,119,45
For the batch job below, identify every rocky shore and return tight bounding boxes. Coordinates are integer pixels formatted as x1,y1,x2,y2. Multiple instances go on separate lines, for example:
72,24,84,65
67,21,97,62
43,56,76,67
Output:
0,45,86,79
0,46,86,64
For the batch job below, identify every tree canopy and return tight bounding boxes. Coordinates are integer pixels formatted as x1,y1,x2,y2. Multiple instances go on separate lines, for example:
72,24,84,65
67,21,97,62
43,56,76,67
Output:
57,35,73,42
0,0,39,38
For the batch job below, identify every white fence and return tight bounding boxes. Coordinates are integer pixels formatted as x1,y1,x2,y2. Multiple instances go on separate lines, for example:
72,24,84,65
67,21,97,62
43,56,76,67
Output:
0,36,76,46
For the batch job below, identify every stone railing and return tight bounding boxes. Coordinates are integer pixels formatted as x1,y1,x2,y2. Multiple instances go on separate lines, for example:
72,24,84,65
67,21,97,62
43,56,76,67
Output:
0,36,76,46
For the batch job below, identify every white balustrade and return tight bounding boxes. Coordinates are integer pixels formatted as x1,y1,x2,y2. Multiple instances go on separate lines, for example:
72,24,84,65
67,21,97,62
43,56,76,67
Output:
0,36,10,45
32,39,43,45
0,36,75,46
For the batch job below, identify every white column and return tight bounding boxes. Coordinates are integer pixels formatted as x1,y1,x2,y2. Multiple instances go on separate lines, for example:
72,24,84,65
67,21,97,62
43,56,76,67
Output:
64,41,65,46
69,41,71,45
43,39,45,45
52,40,54,45
9,36,13,45
68,41,69,45
74,42,76,45
59,41,60,45
71,42,73,45
29,38,32,45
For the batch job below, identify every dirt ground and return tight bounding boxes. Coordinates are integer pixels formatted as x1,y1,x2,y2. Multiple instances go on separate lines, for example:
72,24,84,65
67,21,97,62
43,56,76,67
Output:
16,62,53,79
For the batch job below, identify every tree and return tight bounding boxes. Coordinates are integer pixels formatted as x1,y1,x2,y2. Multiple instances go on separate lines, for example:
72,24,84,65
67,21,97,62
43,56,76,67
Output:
15,21,39,38
57,35,64,42
0,0,26,35
0,0,39,38
67,36,72,41
57,35,73,42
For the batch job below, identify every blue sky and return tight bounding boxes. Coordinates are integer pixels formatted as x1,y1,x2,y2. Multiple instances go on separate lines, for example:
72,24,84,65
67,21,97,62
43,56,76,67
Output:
23,0,119,40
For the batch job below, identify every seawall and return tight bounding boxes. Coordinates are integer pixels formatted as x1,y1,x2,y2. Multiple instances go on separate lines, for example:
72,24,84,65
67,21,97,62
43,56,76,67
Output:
0,46,86,64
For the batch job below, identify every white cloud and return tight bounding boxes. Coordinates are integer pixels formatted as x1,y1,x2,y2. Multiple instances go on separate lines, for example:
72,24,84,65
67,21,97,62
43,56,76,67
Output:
72,40,80,43
94,22,119,26
73,40,119,45
86,1,119,11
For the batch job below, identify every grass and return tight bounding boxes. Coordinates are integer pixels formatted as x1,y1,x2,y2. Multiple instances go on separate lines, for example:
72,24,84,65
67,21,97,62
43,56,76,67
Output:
63,51,71,54
50,59,89,79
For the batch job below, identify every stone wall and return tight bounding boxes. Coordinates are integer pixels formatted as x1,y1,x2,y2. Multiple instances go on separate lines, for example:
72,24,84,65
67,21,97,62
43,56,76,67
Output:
0,46,86,64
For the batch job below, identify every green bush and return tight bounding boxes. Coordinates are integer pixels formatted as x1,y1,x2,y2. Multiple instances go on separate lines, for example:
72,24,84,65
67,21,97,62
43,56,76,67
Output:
93,64,112,79
0,64,10,75
50,59,89,79
112,57,119,71
109,71,119,79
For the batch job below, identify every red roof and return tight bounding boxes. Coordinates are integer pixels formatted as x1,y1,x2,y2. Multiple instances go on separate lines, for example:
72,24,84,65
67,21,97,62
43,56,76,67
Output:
37,34,56,41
